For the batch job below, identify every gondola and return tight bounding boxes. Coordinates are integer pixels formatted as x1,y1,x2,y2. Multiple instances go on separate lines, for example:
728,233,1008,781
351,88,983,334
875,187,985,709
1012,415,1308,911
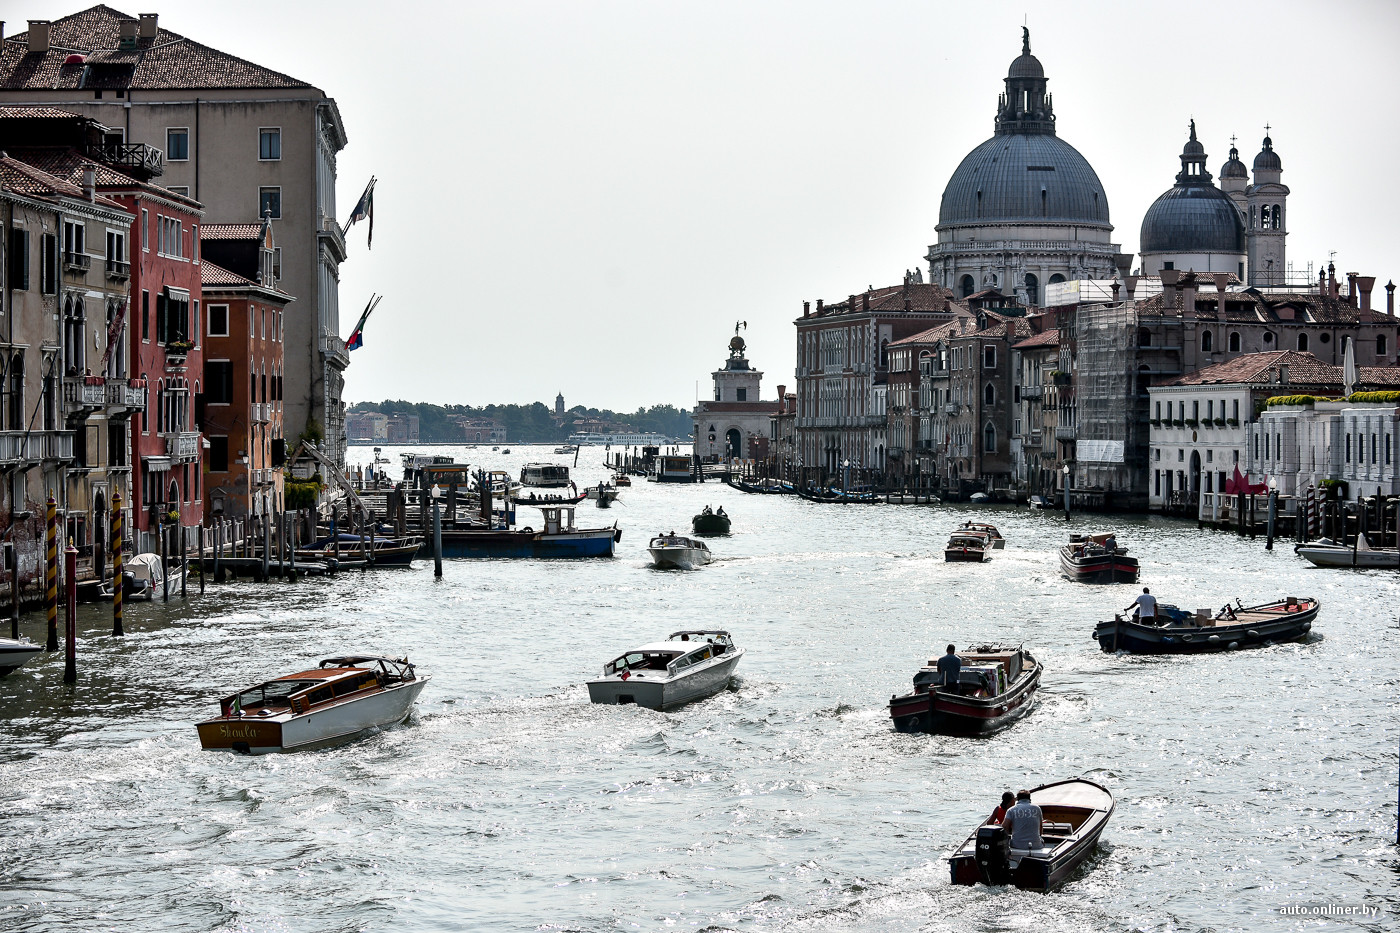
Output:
796,486,882,504
949,778,1114,892
725,477,793,495
1093,596,1319,654
1059,532,1138,583
889,645,1040,734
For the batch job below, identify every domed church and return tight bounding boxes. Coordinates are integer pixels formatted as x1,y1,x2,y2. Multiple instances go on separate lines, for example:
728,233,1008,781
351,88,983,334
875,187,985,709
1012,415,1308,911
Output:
926,29,1122,306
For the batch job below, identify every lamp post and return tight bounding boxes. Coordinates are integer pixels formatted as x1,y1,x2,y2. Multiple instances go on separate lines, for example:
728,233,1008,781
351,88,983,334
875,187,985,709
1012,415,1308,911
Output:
1265,477,1278,550
1062,464,1072,520
843,459,851,494
430,484,443,578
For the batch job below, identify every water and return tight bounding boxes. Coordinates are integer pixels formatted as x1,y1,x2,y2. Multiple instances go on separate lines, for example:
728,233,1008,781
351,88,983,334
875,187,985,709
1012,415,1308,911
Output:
1,444,1396,932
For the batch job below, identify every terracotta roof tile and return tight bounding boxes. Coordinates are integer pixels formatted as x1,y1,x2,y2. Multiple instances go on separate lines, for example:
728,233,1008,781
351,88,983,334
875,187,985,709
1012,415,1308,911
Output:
1163,350,1340,387
811,283,971,318
200,223,263,241
4,146,201,209
199,260,254,287
1013,327,1060,349
0,105,85,119
1135,287,1391,325
887,316,972,347
1,5,311,91
0,152,125,210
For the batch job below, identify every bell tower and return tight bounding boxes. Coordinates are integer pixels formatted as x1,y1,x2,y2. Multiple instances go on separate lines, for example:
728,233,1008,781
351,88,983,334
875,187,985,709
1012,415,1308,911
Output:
1246,131,1289,287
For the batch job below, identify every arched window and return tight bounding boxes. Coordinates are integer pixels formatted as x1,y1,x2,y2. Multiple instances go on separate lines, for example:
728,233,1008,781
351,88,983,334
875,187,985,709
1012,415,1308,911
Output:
1260,205,1270,228
1048,273,1066,285
983,422,997,453
1201,330,1213,352
1024,273,1039,306
1272,204,1282,229
1228,331,1241,352
1297,333,1309,351
1250,205,1256,228
959,275,975,298
984,383,995,406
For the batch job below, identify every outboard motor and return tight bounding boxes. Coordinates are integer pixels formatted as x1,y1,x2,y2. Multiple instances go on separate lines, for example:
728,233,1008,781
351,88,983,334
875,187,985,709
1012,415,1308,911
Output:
975,824,1011,885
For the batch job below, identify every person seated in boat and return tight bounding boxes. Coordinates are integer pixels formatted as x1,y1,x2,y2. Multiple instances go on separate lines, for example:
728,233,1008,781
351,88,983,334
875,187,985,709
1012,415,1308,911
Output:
702,505,713,515
717,506,726,517
990,791,1016,824
1001,790,1044,852
1125,587,1157,625
936,645,961,690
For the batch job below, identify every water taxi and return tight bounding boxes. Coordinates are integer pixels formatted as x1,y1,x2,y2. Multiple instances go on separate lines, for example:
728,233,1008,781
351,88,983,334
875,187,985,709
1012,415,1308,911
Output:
958,521,1004,548
587,630,743,710
945,529,992,562
648,533,711,569
0,636,42,677
520,463,570,487
888,644,1040,734
949,778,1114,892
196,655,428,754
1295,536,1400,568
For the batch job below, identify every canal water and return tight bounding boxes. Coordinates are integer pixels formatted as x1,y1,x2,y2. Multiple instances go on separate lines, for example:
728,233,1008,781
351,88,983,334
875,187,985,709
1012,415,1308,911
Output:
1,445,1396,932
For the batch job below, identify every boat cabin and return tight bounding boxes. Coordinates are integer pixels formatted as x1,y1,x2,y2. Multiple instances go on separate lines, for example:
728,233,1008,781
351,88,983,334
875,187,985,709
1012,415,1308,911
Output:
530,505,577,534
217,656,415,718
520,463,571,487
947,531,990,548
603,632,734,677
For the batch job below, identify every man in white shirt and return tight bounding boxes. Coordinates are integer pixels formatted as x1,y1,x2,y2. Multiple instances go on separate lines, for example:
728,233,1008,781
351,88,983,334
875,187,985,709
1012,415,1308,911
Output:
1126,586,1157,624
1001,790,1044,856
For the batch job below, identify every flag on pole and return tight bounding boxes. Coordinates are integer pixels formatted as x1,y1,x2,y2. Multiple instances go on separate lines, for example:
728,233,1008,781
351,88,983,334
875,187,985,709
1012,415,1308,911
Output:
346,294,383,352
345,176,376,249
1225,464,1267,496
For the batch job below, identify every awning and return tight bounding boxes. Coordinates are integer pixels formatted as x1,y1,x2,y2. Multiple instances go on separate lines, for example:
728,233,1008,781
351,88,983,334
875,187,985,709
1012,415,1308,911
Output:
142,455,172,473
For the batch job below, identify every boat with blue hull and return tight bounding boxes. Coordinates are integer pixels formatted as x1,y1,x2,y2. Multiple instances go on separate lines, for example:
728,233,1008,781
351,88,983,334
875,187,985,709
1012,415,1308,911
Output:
1092,596,1318,654
434,505,619,559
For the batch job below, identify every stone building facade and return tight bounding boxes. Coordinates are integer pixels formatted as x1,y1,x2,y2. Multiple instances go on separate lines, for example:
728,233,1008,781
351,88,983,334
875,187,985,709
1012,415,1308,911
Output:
693,332,781,461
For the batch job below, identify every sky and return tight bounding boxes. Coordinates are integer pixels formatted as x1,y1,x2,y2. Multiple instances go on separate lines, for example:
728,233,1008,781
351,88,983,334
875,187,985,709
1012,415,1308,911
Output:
19,0,1400,412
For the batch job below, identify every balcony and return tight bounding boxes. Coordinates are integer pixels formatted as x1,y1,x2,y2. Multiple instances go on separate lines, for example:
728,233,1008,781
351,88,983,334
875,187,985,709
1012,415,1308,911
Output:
320,331,350,370
64,250,91,272
89,141,164,179
0,431,29,463
1020,384,1045,399
105,258,131,281
1054,425,1076,440
318,215,347,264
106,379,147,411
944,402,960,415
63,377,106,411
165,341,193,368
41,431,75,461
164,431,200,463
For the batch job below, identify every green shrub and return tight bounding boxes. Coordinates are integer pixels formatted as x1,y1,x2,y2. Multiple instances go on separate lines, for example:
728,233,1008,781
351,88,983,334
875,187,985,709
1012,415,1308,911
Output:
1345,390,1400,404
285,477,323,510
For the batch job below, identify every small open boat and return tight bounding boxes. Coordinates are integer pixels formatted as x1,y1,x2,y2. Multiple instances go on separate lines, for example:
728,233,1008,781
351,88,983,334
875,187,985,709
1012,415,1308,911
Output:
0,636,42,677
587,630,743,710
945,530,991,562
297,533,422,566
889,644,1040,734
196,655,428,753
648,533,711,569
949,778,1114,892
612,474,632,487
1295,536,1400,568
1059,533,1138,583
1093,596,1319,653
691,508,731,536
125,553,185,600
796,486,881,504
959,521,1004,548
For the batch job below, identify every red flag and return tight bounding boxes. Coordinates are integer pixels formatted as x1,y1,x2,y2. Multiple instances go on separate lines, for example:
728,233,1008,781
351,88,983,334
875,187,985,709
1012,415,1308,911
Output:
1226,465,1267,495
619,670,630,681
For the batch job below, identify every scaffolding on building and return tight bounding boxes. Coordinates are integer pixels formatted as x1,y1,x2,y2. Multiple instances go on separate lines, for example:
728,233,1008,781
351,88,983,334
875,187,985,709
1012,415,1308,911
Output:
1073,305,1138,494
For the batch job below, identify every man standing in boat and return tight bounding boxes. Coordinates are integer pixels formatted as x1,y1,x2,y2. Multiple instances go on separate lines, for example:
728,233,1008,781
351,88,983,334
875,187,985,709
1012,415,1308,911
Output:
1001,789,1044,858
936,645,961,689
1125,587,1157,625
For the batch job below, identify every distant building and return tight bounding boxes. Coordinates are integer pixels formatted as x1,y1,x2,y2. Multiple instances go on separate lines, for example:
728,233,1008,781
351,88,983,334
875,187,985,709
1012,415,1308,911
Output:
458,418,506,443
555,392,564,416
693,331,781,461
346,411,386,441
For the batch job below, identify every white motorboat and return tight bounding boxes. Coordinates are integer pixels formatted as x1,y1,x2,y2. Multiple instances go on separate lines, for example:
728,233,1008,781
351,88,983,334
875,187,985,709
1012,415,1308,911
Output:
648,533,711,569
196,655,428,754
125,552,185,600
0,636,43,676
587,630,744,710
1296,536,1400,568
520,463,570,487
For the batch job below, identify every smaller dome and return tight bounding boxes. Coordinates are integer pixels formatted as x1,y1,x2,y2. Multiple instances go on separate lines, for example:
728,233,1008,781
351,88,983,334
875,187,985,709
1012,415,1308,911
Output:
1008,53,1044,79
1140,186,1244,255
1220,145,1247,179
729,335,746,352
1253,136,1281,171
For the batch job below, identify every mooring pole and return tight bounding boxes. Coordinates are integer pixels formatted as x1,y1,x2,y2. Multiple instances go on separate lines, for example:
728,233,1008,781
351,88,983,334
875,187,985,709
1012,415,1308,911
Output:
112,493,124,636
368,510,376,567
213,519,224,583
45,492,58,651
260,513,270,581
432,488,443,578
1265,487,1277,550
161,521,170,603
63,540,77,684
198,524,206,595
5,543,16,640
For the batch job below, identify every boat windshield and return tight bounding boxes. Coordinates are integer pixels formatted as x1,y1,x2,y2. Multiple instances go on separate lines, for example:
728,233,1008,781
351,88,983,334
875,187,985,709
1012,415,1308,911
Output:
605,651,681,675
235,679,321,710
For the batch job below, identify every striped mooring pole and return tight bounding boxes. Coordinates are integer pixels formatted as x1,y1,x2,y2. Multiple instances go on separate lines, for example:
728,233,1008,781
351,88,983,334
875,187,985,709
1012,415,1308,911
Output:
112,492,124,637
45,491,58,652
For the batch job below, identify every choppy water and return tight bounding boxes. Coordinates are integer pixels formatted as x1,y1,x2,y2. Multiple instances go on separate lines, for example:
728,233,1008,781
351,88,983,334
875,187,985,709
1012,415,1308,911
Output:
1,444,1396,933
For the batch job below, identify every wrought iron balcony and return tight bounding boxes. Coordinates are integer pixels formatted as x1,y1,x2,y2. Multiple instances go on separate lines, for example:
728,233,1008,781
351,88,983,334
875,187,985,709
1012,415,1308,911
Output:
63,250,91,272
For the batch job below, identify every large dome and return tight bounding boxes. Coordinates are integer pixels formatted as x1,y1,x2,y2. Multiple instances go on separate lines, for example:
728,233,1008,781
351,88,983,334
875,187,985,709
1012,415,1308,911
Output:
938,134,1111,228
1140,186,1243,254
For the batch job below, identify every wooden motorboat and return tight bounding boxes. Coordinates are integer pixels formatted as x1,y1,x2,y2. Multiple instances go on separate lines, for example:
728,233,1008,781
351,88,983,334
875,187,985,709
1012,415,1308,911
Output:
691,508,731,536
196,655,429,753
584,483,620,505
1093,596,1319,654
1295,536,1400,568
587,630,743,710
648,533,711,569
0,636,43,677
949,778,1114,892
796,486,881,503
959,521,1005,548
297,534,422,566
889,645,1040,734
945,530,991,562
439,505,619,558
1059,533,1138,583
612,474,632,487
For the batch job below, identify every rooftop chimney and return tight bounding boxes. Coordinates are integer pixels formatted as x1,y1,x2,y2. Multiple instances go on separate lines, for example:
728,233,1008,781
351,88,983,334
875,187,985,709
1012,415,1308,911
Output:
1213,272,1229,316
1111,282,1120,300
119,19,137,43
1328,262,1338,299
1356,276,1376,312
803,300,810,318
1181,273,1198,316
1279,364,1289,385
82,164,96,201
861,293,869,312
904,298,911,311
1387,281,1395,316
816,299,823,312
27,20,50,53
776,385,786,412
1346,272,1359,307
1124,275,1138,299
138,13,158,38
943,298,950,312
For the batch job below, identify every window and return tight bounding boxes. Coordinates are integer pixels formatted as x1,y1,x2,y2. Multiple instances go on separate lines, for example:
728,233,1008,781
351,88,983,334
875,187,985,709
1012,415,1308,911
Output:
205,361,233,404
166,128,189,161
259,128,281,161
1232,400,1239,421
5,352,22,431
192,224,199,262
1379,335,1389,357
1206,449,1213,462
1163,261,1174,271
983,423,996,452
1201,330,1213,352
984,383,995,405
1178,449,1184,462
1154,401,1161,420
7,228,29,290
960,275,975,299
208,436,229,472
1298,333,1308,351
1154,448,1160,462
167,186,189,197
1206,400,1213,420
736,387,747,402
63,221,84,260
40,234,57,293
259,187,281,220
141,291,150,341
1345,433,1351,463
1228,331,1241,352
208,304,229,337
983,346,996,368
1192,401,1199,421
141,209,149,251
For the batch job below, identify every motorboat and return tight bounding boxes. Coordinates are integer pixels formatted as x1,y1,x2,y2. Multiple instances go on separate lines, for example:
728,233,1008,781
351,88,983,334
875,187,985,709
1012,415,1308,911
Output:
520,462,570,487
501,448,511,454
612,474,632,487
691,507,731,536
554,445,577,454
968,491,991,504
0,636,43,677
126,552,185,600
958,521,1005,548
438,504,619,558
1029,495,1054,510
945,530,991,562
196,655,428,754
889,645,1040,735
648,533,711,569
949,778,1114,892
1295,536,1400,568
587,630,744,710
1093,596,1319,654
585,482,620,504
297,533,422,566
1059,533,1138,583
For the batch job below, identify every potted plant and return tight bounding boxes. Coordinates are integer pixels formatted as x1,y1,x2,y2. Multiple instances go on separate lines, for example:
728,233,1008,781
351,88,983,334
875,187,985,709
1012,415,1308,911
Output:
167,339,194,353
1149,418,1161,427
1226,417,1239,426
1184,418,1198,427
1172,419,1185,427
1213,417,1226,426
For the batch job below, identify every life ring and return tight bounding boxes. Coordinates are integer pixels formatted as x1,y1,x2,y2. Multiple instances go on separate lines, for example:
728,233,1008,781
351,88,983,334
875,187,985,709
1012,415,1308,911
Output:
1182,633,1194,642
521,526,533,534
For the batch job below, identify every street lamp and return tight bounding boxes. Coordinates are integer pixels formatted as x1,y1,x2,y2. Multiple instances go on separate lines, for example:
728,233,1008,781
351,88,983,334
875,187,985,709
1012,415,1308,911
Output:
430,484,443,577
1062,464,1071,519
843,458,852,493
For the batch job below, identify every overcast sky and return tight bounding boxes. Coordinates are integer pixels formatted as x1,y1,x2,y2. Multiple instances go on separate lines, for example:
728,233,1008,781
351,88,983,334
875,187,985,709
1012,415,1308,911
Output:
22,0,1400,411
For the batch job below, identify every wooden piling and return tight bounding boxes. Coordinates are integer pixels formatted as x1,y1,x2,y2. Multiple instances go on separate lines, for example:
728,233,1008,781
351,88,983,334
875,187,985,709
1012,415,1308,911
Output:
198,524,206,595
260,513,270,582
63,541,77,684
45,492,57,651
112,493,124,636
214,519,225,583
180,524,188,597
5,542,17,641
